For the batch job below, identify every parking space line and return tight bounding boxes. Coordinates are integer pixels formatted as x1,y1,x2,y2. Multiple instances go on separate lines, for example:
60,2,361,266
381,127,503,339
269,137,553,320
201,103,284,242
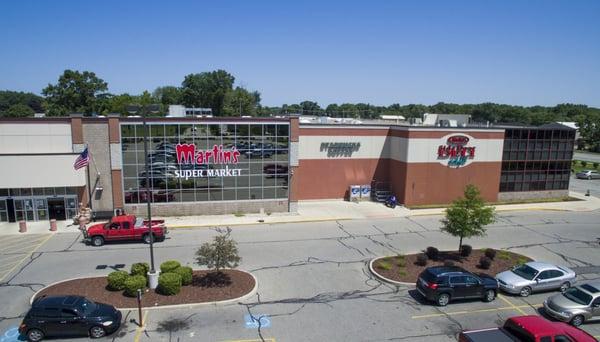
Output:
0,234,41,245
0,236,50,254
221,339,276,342
0,233,53,283
497,294,527,315
0,235,48,249
133,310,149,342
411,303,543,319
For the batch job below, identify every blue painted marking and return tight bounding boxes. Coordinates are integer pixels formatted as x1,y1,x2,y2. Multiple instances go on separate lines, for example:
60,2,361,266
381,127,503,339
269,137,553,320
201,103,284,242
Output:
0,327,22,342
244,315,271,329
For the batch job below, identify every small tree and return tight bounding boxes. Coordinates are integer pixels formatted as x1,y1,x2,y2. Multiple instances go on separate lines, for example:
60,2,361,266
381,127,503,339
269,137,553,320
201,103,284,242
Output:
195,227,241,273
441,184,496,251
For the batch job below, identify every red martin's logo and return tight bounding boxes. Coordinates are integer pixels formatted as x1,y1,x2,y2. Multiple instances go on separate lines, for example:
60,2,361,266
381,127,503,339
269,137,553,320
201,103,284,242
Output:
176,144,240,165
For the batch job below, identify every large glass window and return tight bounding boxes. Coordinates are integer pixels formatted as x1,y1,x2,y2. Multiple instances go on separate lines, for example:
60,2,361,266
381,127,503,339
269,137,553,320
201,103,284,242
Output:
121,122,290,203
499,128,575,192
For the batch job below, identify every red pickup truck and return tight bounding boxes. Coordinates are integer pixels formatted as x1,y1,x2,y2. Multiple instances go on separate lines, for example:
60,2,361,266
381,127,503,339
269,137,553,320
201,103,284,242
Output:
459,315,597,342
84,214,168,246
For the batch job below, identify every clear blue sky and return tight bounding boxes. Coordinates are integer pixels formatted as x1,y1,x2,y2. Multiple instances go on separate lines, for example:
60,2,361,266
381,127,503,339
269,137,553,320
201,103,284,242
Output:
1,0,599,107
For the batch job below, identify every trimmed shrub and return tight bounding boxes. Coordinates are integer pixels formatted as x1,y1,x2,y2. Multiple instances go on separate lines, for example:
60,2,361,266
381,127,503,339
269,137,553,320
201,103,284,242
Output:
416,254,428,266
484,248,497,260
376,261,392,270
581,161,588,167
498,250,511,260
460,244,473,257
395,257,406,267
130,262,149,277
444,260,455,267
517,256,529,265
107,271,129,291
174,266,193,286
158,272,182,295
160,260,181,274
425,247,439,260
124,275,146,297
479,256,492,269
594,162,599,169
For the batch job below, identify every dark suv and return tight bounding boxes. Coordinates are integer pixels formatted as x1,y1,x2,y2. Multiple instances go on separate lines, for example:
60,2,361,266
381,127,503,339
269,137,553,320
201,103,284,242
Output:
19,295,122,341
416,266,499,306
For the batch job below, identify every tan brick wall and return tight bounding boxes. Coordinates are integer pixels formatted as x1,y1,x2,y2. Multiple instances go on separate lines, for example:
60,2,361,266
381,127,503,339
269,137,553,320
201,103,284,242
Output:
83,122,114,214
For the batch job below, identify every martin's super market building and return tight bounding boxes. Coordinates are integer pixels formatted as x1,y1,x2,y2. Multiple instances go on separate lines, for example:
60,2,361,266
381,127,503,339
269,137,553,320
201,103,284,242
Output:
0,115,575,222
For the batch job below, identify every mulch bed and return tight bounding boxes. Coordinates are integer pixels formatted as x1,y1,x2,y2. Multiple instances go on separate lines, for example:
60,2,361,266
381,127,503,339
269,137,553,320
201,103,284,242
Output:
35,270,255,308
372,249,532,283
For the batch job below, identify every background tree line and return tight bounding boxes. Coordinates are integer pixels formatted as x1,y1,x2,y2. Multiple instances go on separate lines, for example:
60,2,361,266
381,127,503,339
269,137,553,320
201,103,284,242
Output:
1,69,599,151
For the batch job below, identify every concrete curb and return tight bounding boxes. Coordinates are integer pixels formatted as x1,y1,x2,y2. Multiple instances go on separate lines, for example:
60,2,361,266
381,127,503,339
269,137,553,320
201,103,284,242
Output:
30,270,258,311
368,257,415,287
167,217,354,229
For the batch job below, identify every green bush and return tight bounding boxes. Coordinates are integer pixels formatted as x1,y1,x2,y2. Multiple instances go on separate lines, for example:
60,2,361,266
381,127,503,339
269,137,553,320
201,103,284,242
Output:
160,260,181,273
130,262,149,277
376,260,392,270
581,161,588,167
107,271,129,291
158,272,182,295
174,266,193,286
594,162,599,169
124,275,147,297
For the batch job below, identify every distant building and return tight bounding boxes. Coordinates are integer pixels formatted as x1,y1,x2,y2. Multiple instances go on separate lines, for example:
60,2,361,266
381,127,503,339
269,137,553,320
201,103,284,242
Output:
168,105,212,117
422,113,471,127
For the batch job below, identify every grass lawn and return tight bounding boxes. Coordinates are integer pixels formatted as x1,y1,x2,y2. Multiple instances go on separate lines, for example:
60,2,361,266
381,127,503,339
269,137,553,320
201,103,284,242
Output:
571,160,600,174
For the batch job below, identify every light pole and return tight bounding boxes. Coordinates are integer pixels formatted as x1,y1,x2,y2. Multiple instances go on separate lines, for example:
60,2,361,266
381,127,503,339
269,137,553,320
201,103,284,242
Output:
130,103,160,289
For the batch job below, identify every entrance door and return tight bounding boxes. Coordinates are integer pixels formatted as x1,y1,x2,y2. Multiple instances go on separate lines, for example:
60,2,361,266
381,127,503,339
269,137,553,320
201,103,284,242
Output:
6,199,15,222
48,198,66,220
0,200,7,222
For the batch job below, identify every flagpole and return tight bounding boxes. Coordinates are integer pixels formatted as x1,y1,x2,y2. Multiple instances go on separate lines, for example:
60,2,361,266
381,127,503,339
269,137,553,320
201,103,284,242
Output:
85,145,94,214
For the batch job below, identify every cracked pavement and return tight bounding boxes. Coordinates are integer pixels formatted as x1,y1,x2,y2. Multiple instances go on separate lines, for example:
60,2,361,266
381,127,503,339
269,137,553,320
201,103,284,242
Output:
0,209,599,341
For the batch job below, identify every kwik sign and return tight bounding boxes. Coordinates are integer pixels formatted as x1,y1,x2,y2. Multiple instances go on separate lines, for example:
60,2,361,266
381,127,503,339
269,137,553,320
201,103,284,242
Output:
174,144,243,179
437,134,476,168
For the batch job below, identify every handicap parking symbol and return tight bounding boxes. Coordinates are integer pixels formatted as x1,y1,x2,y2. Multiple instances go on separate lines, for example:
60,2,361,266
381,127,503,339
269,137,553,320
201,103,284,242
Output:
244,314,271,329
0,327,21,342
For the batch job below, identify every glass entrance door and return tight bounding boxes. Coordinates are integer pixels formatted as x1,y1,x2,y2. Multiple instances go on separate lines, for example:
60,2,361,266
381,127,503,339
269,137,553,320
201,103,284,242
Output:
0,200,7,222
34,198,48,221
14,199,35,221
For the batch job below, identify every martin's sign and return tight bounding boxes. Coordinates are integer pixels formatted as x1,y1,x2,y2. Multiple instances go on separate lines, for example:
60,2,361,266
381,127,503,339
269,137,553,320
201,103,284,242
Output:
437,134,476,168
174,144,243,179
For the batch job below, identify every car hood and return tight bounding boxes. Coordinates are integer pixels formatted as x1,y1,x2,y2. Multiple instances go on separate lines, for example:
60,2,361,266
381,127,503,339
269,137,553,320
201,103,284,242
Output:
86,223,106,234
496,270,531,287
479,274,499,287
92,303,120,318
547,293,589,311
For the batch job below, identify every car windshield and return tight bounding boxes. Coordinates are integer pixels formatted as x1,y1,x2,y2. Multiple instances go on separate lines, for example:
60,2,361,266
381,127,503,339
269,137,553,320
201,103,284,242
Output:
78,298,97,315
563,287,593,306
511,264,538,280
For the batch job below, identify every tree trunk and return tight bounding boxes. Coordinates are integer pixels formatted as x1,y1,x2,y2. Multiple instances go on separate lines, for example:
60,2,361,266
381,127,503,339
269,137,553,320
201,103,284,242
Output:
459,236,463,252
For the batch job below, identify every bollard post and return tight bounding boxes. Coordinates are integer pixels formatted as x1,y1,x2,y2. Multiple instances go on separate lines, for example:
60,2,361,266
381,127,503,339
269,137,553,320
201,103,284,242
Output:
50,219,57,231
137,288,143,327
18,220,27,233
586,189,591,197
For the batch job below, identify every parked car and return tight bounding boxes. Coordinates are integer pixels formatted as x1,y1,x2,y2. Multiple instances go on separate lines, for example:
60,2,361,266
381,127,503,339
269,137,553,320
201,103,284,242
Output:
496,262,576,297
19,295,122,341
84,214,168,246
458,315,597,342
544,281,600,326
416,266,498,306
576,170,600,180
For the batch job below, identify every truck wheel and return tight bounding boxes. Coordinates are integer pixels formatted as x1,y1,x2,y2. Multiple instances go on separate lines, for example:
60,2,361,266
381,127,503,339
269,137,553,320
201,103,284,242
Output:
143,234,153,244
91,236,104,247
570,315,584,327
483,289,496,302
436,293,450,306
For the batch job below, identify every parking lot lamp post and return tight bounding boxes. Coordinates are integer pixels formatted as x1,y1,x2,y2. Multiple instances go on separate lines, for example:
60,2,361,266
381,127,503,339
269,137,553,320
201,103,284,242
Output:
129,102,160,289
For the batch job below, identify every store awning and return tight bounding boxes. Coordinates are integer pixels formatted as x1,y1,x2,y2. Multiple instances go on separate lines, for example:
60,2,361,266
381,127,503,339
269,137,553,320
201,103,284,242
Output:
0,154,87,188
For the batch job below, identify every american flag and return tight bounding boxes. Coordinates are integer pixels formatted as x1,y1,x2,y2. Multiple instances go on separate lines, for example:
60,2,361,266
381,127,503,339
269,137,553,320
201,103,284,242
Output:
74,147,90,170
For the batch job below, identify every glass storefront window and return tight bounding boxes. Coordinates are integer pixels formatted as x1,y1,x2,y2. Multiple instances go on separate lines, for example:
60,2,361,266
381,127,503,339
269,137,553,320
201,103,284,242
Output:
122,122,291,203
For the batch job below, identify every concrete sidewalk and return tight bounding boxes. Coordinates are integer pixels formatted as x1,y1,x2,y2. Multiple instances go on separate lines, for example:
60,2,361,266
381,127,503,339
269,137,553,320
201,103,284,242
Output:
1,191,598,235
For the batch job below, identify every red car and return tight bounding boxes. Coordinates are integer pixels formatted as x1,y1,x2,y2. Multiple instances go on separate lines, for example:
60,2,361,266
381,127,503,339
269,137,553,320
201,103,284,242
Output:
84,214,168,246
459,315,598,342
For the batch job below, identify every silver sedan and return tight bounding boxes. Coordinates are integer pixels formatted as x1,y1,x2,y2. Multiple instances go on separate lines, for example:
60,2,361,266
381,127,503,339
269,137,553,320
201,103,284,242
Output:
495,262,576,297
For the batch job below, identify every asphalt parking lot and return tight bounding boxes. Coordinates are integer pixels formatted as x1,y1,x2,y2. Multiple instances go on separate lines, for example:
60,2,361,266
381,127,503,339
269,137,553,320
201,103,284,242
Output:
0,210,599,341
571,175,600,197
